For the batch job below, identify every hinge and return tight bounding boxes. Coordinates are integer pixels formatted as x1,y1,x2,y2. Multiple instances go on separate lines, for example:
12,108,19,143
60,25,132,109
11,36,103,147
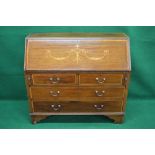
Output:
123,76,128,88
125,77,128,81
27,75,32,86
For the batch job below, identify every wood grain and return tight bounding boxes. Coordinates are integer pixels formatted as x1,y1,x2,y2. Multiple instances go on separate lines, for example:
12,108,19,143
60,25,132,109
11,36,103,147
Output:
25,33,131,71
30,86,125,101
32,73,77,85
33,101,123,113
79,73,123,85
24,33,131,124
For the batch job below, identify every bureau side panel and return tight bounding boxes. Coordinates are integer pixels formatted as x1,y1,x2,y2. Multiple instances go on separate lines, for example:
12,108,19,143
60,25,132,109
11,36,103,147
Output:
24,73,34,113
122,72,130,112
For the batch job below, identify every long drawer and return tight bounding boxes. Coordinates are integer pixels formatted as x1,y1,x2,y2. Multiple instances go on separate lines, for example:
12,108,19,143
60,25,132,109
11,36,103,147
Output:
30,86,125,101
33,101,123,113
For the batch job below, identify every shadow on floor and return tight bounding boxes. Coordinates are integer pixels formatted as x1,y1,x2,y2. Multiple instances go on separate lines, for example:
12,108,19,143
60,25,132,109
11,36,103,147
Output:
39,115,114,123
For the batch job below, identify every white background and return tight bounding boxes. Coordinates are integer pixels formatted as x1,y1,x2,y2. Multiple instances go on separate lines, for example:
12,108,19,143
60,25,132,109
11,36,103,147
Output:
0,130,155,155
0,0,155,154
0,0,154,25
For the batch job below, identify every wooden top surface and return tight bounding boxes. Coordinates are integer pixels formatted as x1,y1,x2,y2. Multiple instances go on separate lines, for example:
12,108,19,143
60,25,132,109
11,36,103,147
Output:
25,33,131,72
27,33,128,39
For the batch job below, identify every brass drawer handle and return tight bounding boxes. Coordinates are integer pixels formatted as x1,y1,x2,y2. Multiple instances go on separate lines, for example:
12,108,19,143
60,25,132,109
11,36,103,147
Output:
94,104,104,110
49,77,60,84
95,90,105,97
50,90,60,96
50,104,61,111
96,77,106,84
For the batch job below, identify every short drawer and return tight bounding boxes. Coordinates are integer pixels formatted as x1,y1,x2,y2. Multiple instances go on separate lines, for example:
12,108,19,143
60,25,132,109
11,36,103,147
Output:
79,73,123,85
33,101,123,113
32,73,76,85
31,86,124,101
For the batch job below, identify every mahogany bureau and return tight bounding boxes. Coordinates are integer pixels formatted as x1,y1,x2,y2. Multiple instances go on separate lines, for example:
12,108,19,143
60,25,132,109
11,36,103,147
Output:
24,33,131,124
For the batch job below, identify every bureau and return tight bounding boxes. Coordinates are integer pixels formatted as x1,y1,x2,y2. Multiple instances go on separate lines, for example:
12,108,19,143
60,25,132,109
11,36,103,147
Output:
24,33,131,124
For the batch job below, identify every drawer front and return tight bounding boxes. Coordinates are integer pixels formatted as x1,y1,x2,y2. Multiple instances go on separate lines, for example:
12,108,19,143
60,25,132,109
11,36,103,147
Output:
32,73,76,85
33,101,123,113
79,73,123,85
31,87,78,101
79,87,124,99
31,87,124,101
